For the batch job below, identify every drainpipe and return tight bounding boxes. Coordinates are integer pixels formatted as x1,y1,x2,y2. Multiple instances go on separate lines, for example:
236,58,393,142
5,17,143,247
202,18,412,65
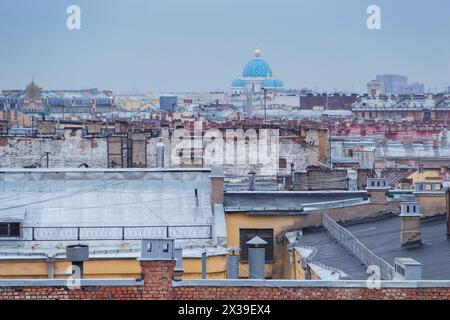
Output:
201,250,207,280
249,171,256,191
290,162,296,191
46,256,55,279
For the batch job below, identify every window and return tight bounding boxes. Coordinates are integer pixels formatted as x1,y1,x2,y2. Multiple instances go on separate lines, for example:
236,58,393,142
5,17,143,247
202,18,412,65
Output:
0,222,21,238
239,228,274,263
279,158,287,169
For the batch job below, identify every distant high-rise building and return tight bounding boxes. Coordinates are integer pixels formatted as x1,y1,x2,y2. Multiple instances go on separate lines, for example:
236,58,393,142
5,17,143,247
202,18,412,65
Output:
406,82,425,95
375,74,408,94
368,74,425,96
159,95,178,112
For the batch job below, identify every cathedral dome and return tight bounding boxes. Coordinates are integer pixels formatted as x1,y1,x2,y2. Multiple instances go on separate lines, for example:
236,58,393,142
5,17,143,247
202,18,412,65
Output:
242,48,273,78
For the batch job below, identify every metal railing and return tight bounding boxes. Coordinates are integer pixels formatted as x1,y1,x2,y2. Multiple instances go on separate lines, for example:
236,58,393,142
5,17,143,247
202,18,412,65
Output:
322,213,395,280
0,225,212,241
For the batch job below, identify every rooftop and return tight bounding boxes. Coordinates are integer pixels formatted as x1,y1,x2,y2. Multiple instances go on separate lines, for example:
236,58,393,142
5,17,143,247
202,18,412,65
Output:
0,168,223,253
224,191,368,213
301,215,450,280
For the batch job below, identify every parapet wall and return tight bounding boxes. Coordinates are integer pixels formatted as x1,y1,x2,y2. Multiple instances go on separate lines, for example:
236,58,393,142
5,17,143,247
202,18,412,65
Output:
1,260,450,300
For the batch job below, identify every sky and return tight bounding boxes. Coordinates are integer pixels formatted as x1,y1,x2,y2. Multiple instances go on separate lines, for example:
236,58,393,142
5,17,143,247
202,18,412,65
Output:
0,0,449,93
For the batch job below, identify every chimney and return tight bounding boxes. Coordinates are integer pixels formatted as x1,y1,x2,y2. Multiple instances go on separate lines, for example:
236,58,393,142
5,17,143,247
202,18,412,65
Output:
66,244,89,278
140,239,174,261
246,236,267,279
156,137,165,168
394,258,422,280
210,165,224,207
227,246,240,279
418,164,424,174
400,202,422,247
366,177,390,205
138,239,176,299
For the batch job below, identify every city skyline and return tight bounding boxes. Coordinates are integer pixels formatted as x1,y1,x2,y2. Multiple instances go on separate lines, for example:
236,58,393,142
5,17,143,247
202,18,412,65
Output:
1,0,449,93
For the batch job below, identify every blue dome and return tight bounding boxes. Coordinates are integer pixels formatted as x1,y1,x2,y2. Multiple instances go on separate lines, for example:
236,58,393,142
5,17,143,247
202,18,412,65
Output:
243,59,272,78
262,78,284,89
262,79,277,88
231,79,245,88
274,79,284,88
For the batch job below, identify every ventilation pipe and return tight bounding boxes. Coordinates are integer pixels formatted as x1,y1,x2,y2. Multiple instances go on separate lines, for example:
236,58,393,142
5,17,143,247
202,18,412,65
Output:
246,236,267,279
66,244,89,278
173,247,184,281
156,137,165,168
227,246,240,279
249,171,256,191
290,162,296,191
201,250,207,280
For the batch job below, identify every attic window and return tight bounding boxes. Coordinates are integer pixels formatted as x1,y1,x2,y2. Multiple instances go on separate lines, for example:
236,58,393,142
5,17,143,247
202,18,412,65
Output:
0,222,21,238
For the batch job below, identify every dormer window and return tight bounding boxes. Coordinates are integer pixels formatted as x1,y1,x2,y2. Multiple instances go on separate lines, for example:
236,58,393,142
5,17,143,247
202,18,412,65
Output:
0,222,21,238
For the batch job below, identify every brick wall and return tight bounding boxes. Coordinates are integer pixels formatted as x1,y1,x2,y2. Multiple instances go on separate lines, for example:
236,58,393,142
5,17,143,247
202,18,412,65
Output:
0,260,174,300
1,259,450,300
173,286,450,300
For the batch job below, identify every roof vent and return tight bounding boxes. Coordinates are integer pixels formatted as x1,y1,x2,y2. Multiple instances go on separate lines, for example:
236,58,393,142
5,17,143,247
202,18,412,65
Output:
366,178,390,190
66,244,89,278
140,239,174,261
394,258,422,280
246,236,267,279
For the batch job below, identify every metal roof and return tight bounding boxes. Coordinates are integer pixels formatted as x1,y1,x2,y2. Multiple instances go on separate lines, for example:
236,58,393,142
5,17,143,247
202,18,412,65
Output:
0,168,217,251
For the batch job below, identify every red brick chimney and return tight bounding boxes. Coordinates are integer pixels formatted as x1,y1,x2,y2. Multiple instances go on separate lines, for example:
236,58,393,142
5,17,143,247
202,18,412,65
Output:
138,239,177,300
139,260,176,300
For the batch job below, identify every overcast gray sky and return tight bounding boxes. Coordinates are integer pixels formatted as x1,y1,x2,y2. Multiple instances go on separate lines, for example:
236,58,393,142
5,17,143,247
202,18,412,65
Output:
0,0,449,93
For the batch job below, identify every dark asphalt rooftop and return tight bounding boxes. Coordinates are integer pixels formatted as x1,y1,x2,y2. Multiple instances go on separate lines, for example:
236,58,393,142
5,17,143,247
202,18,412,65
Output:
301,215,450,280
